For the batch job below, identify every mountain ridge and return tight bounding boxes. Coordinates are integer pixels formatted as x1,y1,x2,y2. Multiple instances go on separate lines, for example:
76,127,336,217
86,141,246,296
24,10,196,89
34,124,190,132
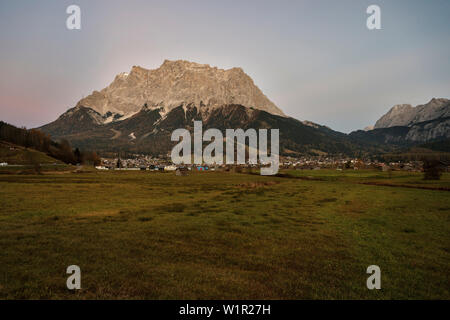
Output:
37,59,450,156
74,60,284,122
352,98,450,148
374,98,450,129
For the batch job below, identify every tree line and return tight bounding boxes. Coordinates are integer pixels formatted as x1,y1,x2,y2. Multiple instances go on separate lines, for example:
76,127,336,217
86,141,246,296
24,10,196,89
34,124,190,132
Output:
0,121,100,166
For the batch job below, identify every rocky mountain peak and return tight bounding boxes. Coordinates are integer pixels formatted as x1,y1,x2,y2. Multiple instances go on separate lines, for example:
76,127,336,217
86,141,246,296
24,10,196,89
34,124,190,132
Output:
75,60,284,122
374,98,450,129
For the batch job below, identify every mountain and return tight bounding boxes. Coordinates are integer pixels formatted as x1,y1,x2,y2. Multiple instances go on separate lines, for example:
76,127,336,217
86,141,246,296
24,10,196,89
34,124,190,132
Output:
374,98,450,129
39,60,374,156
72,59,284,121
39,60,448,157
351,98,450,148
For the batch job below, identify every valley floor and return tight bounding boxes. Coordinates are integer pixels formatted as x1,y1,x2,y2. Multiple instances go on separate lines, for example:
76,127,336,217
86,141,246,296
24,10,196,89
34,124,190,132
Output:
0,170,449,299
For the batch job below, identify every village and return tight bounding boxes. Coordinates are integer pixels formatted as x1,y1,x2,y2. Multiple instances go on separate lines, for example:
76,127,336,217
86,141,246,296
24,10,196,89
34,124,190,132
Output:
96,154,435,173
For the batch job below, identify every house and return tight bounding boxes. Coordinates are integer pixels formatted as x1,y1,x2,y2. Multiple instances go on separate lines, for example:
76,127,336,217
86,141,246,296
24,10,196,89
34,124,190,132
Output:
164,165,177,171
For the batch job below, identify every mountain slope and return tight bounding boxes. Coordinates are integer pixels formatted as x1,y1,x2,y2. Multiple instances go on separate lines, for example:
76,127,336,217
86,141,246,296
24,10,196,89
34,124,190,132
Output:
0,141,62,165
350,117,450,147
39,106,106,136
41,104,368,156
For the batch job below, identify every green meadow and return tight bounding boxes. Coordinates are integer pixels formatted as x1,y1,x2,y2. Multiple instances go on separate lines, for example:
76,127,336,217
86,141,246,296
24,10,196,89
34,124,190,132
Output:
0,169,449,299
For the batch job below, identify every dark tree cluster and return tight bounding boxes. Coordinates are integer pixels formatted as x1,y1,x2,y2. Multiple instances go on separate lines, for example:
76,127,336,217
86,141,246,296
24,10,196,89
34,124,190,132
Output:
423,160,444,180
0,121,100,166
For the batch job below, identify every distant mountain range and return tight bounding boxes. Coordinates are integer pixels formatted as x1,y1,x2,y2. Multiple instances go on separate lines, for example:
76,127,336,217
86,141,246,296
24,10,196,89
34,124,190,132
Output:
374,98,450,128
38,60,450,156
350,98,450,147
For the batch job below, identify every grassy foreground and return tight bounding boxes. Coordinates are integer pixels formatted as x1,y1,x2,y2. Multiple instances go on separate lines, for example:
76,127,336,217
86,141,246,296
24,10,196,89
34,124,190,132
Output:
0,169,449,299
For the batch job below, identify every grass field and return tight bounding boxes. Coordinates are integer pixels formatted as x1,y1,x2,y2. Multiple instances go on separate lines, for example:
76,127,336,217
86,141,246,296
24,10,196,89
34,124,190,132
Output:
0,169,449,299
0,141,63,165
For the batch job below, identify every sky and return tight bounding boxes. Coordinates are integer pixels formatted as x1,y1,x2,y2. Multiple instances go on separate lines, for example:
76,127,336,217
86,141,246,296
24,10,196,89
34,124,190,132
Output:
0,0,449,133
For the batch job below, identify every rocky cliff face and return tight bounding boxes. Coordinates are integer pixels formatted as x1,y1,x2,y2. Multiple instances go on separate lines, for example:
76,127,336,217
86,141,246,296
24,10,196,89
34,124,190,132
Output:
374,98,450,129
405,117,450,142
75,60,284,121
